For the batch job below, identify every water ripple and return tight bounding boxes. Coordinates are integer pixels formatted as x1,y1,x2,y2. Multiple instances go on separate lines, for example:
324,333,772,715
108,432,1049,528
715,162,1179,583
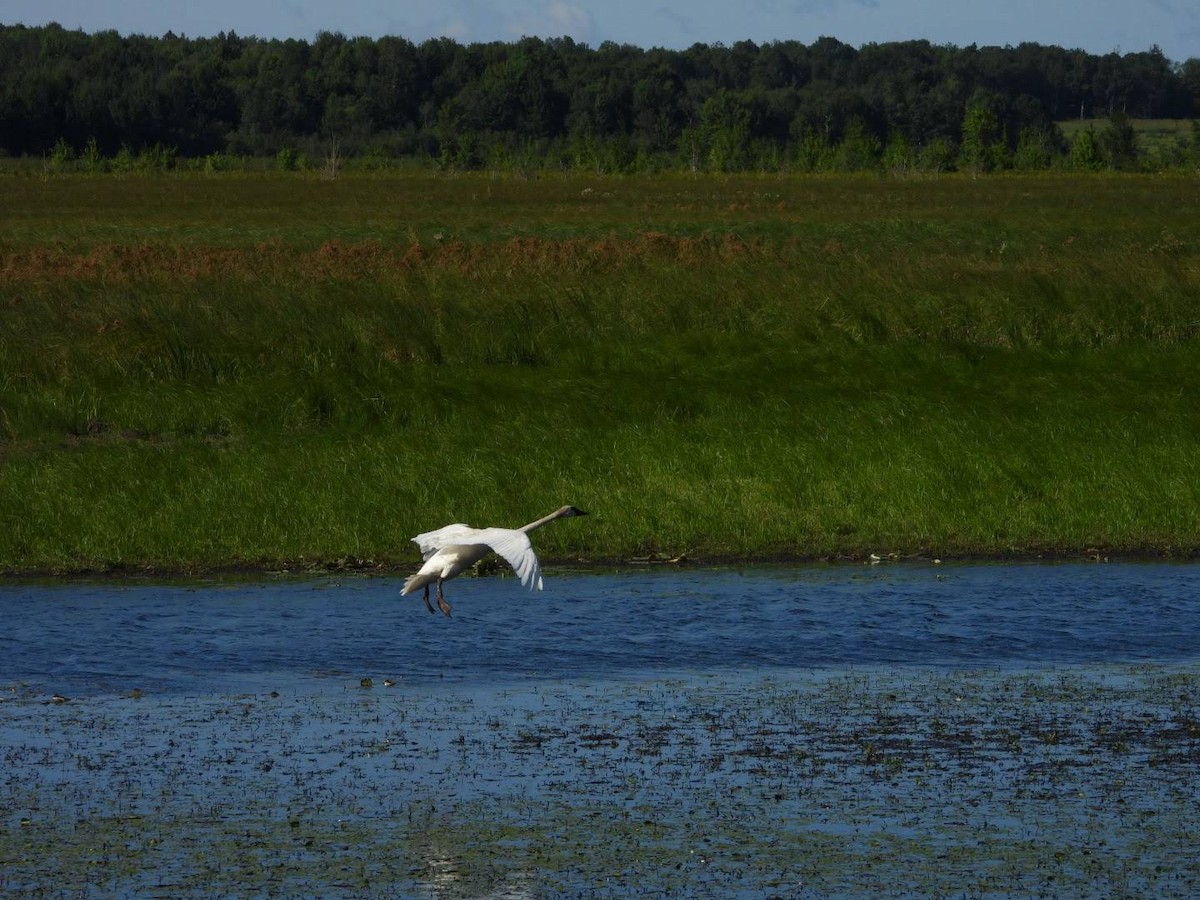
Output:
2,561,1198,696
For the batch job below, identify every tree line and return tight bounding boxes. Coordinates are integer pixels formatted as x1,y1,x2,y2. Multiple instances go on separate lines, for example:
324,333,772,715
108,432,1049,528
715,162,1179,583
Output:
3,21,1199,173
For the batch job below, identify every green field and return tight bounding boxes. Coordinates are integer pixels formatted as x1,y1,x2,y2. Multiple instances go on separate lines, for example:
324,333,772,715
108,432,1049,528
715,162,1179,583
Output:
1057,117,1196,156
2,172,1199,572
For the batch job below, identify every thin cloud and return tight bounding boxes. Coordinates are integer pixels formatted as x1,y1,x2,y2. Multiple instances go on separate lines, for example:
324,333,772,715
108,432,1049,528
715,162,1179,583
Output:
655,5,696,38
545,1,594,34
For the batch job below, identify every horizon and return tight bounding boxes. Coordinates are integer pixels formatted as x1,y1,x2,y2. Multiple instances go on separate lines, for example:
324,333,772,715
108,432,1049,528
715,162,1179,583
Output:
2,19,1187,62
2,0,1196,65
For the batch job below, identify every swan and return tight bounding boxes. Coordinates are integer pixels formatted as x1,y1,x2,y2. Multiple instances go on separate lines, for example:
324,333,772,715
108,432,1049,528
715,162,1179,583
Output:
401,506,587,616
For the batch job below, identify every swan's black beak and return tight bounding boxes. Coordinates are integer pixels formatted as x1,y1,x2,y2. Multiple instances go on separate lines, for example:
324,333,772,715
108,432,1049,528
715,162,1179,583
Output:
566,506,588,517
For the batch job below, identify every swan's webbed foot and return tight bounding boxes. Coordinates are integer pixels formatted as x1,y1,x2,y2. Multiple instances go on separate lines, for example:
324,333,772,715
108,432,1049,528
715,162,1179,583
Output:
436,581,452,617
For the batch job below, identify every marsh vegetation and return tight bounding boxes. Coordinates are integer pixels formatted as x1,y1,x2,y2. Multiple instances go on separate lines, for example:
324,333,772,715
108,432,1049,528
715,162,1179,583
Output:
5,665,1198,897
2,173,1199,571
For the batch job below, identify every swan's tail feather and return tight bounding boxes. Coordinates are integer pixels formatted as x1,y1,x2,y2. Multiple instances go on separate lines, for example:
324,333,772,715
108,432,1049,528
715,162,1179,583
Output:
401,572,435,596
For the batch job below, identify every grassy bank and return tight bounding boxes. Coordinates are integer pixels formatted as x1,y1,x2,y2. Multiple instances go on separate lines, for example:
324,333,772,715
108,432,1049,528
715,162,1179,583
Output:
2,172,1199,571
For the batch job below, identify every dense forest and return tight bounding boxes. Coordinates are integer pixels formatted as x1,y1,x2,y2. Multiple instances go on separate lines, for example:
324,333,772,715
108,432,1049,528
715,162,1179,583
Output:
2,21,1199,172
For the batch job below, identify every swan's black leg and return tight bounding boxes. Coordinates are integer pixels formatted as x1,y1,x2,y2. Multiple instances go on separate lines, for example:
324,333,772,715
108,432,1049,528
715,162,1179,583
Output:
422,583,436,614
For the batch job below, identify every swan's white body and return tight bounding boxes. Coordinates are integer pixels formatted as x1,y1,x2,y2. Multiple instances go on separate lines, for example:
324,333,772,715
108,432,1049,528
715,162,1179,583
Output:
401,506,586,616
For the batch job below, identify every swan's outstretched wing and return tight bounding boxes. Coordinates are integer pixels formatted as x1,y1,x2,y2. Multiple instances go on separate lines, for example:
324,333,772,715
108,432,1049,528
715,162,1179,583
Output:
411,523,477,560
472,527,544,590
410,523,543,589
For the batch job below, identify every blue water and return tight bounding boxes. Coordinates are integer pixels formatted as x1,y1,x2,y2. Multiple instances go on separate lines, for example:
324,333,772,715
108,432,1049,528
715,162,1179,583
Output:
2,562,1197,697
4,562,1200,897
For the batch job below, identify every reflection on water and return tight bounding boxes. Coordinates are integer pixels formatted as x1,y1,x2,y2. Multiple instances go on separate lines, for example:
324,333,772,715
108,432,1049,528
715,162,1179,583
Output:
1,562,1198,696
415,838,537,900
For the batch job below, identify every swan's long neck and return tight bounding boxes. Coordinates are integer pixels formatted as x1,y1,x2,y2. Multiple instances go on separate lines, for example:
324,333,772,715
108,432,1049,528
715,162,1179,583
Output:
520,508,568,534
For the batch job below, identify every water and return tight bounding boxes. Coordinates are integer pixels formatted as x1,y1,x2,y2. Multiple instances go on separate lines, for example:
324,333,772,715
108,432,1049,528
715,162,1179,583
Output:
2,563,1198,897
3,562,1198,696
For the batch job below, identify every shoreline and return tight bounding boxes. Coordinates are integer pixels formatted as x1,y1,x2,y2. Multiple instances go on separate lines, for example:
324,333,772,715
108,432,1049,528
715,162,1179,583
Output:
3,544,1197,581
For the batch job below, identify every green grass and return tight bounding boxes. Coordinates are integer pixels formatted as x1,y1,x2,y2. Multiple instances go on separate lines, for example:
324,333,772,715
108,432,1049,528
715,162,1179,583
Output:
2,172,1199,571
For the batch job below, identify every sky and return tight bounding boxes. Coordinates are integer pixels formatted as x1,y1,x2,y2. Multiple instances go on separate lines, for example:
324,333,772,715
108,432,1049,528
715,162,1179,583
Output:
4,1,1198,64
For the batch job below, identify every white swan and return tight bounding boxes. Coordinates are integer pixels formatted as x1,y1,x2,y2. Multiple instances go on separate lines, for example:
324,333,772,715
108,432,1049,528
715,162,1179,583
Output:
401,506,587,616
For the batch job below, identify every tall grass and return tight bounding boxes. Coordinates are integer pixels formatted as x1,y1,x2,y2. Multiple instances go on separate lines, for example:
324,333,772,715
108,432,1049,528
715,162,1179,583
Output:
2,173,1198,571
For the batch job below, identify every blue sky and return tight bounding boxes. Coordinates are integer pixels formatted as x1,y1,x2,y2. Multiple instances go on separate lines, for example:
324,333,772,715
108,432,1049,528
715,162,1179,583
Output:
5,1,1198,63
